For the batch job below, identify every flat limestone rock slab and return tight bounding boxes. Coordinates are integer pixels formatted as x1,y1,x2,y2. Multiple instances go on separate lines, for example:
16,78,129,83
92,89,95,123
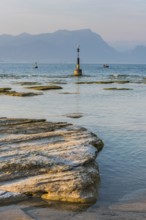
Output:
0,118,103,204
26,85,63,90
109,201,146,212
0,208,34,220
0,190,26,205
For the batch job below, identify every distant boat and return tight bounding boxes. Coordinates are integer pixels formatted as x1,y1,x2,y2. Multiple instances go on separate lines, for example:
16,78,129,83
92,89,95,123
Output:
33,62,38,69
103,64,109,68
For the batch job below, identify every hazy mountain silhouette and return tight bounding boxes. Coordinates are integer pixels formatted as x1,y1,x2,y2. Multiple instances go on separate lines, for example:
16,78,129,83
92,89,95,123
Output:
123,45,146,64
0,29,145,63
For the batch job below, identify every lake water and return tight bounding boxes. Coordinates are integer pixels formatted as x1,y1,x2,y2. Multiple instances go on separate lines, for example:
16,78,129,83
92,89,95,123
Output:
0,63,146,207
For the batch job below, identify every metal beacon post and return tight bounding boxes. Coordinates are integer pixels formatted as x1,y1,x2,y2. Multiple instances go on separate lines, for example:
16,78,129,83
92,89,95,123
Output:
74,46,82,76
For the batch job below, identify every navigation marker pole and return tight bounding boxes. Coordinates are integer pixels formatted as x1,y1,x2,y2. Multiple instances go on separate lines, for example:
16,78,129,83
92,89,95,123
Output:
74,46,82,76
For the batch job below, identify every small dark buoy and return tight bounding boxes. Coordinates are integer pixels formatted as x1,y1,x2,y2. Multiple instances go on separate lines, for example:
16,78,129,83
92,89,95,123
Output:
103,64,109,68
33,62,38,69
74,46,82,76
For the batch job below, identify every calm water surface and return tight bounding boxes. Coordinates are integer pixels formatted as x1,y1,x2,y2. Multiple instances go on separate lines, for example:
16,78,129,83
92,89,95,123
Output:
0,63,146,206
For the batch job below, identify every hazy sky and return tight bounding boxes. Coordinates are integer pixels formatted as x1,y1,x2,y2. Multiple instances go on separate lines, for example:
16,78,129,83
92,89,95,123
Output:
0,0,146,42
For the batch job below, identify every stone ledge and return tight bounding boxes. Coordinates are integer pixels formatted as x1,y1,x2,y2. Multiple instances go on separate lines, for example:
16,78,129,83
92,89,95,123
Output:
0,118,103,204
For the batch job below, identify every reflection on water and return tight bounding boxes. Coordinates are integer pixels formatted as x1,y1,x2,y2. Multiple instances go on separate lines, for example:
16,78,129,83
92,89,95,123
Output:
0,63,146,207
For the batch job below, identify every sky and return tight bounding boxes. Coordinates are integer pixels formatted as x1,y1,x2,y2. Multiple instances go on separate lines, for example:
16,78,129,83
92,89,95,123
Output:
0,0,146,45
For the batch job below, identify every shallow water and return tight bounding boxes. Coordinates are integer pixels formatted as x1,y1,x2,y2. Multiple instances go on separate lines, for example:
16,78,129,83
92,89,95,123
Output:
0,63,146,207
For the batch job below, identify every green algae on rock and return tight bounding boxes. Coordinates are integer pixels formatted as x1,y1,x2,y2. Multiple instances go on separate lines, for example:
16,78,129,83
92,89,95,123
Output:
104,87,133,90
76,80,130,85
15,82,42,86
48,80,67,85
60,92,80,94
95,81,115,84
0,88,12,92
76,81,115,84
26,85,63,90
75,81,98,84
0,117,103,204
0,90,42,97
115,80,130,84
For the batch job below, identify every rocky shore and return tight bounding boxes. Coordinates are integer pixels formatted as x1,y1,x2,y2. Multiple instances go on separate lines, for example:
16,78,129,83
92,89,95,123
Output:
1,118,145,220
0,117,103,205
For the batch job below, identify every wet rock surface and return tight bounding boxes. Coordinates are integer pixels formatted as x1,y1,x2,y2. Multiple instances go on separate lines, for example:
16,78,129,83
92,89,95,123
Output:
75,80,130,84
0,207,33,220
15,82,42,86
104,87,133,90
26,85,63,90
65,113,83,119
0,190,27,205
1,202,146,220
0,88,41,96
0,117,103,205
0,88,12,92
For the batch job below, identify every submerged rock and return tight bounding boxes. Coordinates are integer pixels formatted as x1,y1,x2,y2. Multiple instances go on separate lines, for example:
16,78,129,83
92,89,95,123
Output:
76,80,130,85
0,90,42,97
60,92,80,94
65,113,83,118
115,80,130,84
15,82,42,86
104,87,133,90
76,81,114,84
0,88,11,92
0,118,103,204
75,81,97,84
0,206,33,220
26,85,63,90
48,80,67,85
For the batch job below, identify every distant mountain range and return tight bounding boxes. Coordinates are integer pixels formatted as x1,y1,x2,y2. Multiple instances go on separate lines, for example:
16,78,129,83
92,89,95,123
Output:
0,29,146,64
